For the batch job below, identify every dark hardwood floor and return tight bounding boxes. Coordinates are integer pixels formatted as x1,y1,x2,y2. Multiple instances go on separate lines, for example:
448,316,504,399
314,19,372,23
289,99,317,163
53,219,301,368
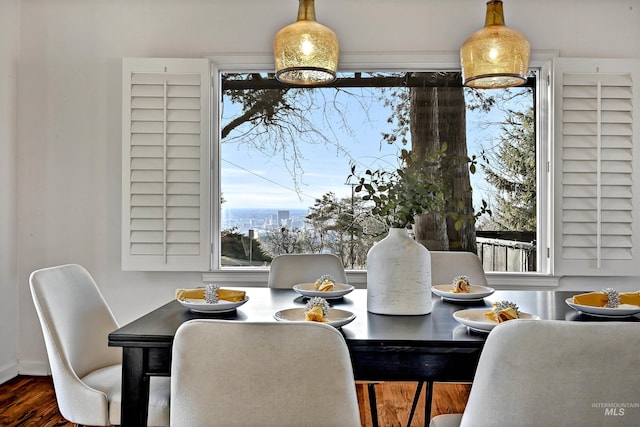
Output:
356,382,471,426
0,375,470,427
0,376,73,427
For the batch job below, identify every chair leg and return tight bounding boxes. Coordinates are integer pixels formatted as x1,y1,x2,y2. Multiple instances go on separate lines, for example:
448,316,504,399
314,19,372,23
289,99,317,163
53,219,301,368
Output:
406,381,424,427
368,383,379,427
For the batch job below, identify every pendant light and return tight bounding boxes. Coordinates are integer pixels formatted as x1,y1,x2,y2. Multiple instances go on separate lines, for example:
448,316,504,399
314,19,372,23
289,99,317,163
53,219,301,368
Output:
460,0,530,89
274,0,339,86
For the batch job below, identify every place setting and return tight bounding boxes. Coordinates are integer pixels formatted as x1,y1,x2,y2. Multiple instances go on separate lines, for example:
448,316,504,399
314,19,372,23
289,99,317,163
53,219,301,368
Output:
453,299,539,334
274,298,357,328
277,274,357,328
431,275,495,303
292,274,355,300
175,284,249,314
274,295,356,328
565,288,640,318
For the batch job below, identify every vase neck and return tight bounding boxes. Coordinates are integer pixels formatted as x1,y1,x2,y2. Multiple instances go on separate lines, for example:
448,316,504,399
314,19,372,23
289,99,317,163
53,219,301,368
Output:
388,228,409,237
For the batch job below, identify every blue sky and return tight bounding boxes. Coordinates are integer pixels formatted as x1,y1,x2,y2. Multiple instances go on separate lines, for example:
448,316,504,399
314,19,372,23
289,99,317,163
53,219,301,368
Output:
219,81,528,212
220,86,405,210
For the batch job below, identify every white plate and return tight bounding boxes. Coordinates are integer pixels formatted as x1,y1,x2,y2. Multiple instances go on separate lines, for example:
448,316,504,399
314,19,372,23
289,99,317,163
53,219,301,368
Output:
293,283,355,299
565,298,640,318
178,297,249,313
273,308,356,328
431,284,495,301
453,308,539,333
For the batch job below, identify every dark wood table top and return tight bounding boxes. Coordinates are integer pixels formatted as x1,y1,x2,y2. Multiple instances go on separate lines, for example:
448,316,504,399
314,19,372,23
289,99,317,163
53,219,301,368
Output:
108,287,640,427
109,288,639,350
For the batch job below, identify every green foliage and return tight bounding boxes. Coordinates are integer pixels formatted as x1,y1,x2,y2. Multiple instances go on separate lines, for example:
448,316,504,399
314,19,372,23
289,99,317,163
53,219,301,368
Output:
481,108,536,231
348,147,447,229
221,228,271,263
262,227,304,256
305,192,377,268
305,192,349,252
449,198,492,231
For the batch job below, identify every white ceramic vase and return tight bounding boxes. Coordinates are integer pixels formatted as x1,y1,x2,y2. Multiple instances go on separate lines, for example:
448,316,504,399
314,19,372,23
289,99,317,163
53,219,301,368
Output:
366,228,432,315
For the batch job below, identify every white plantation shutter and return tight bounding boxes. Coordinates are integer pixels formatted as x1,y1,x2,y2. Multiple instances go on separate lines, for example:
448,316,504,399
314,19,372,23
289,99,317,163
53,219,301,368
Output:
553,58,640,276
122,58,211,271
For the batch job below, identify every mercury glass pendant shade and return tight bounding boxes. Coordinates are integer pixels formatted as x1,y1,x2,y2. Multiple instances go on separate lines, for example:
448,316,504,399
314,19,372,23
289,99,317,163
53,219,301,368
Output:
460,0,530,89
274,0,339,86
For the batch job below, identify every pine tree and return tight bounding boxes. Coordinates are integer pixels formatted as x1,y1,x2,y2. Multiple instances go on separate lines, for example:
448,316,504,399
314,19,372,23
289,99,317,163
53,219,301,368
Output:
481,108,536,232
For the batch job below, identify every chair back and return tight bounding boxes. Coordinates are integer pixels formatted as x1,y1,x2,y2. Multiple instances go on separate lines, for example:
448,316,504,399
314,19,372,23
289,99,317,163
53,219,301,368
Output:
29,264,121,423
460,320,640,427
170,319,362,427
267,253,347,288
430,251,488,286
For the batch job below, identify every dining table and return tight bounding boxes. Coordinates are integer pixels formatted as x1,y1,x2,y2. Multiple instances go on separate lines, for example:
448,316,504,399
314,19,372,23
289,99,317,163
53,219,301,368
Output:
108,287,640,427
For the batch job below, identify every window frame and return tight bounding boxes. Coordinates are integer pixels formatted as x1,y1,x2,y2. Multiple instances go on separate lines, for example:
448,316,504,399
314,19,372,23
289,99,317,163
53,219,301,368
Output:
203,51,560,288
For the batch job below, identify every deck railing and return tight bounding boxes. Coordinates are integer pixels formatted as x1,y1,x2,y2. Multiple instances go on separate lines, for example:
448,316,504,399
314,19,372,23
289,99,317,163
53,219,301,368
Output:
476,231,536,272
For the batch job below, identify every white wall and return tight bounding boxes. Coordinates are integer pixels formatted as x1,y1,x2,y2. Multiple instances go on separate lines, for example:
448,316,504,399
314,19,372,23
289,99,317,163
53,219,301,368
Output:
10,0,640,374
0,0,20,383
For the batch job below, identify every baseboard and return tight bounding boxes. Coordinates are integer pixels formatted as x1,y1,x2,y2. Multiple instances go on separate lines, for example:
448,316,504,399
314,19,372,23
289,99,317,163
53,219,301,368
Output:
17,360,50,376
0,361,19,385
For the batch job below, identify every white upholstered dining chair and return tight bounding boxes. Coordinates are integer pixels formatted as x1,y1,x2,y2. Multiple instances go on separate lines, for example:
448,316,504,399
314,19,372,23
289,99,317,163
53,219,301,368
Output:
265,253,382,423
405,250,488,426
267,253,348,288
29,264,170,426
170,319,362,427
430,320,640,427
430,250,488,286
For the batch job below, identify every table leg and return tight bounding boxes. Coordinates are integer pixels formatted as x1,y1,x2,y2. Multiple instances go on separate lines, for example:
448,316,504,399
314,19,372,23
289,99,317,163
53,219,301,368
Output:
406,381,424,427
368,383,379,427
121,347,150,427
424,381,433,424
406,380,434,426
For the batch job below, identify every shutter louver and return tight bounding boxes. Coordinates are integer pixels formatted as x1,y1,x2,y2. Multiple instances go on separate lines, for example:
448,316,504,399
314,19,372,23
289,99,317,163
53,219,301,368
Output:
122,58,210,271
554,59,639,276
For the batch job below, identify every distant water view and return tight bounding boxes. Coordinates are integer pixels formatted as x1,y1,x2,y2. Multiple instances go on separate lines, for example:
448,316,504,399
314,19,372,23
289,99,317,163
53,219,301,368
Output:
221,208,310,237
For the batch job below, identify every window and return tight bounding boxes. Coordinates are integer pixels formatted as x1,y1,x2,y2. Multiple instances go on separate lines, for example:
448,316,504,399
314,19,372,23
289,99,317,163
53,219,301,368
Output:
124,54,640,282
218,65,539,273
